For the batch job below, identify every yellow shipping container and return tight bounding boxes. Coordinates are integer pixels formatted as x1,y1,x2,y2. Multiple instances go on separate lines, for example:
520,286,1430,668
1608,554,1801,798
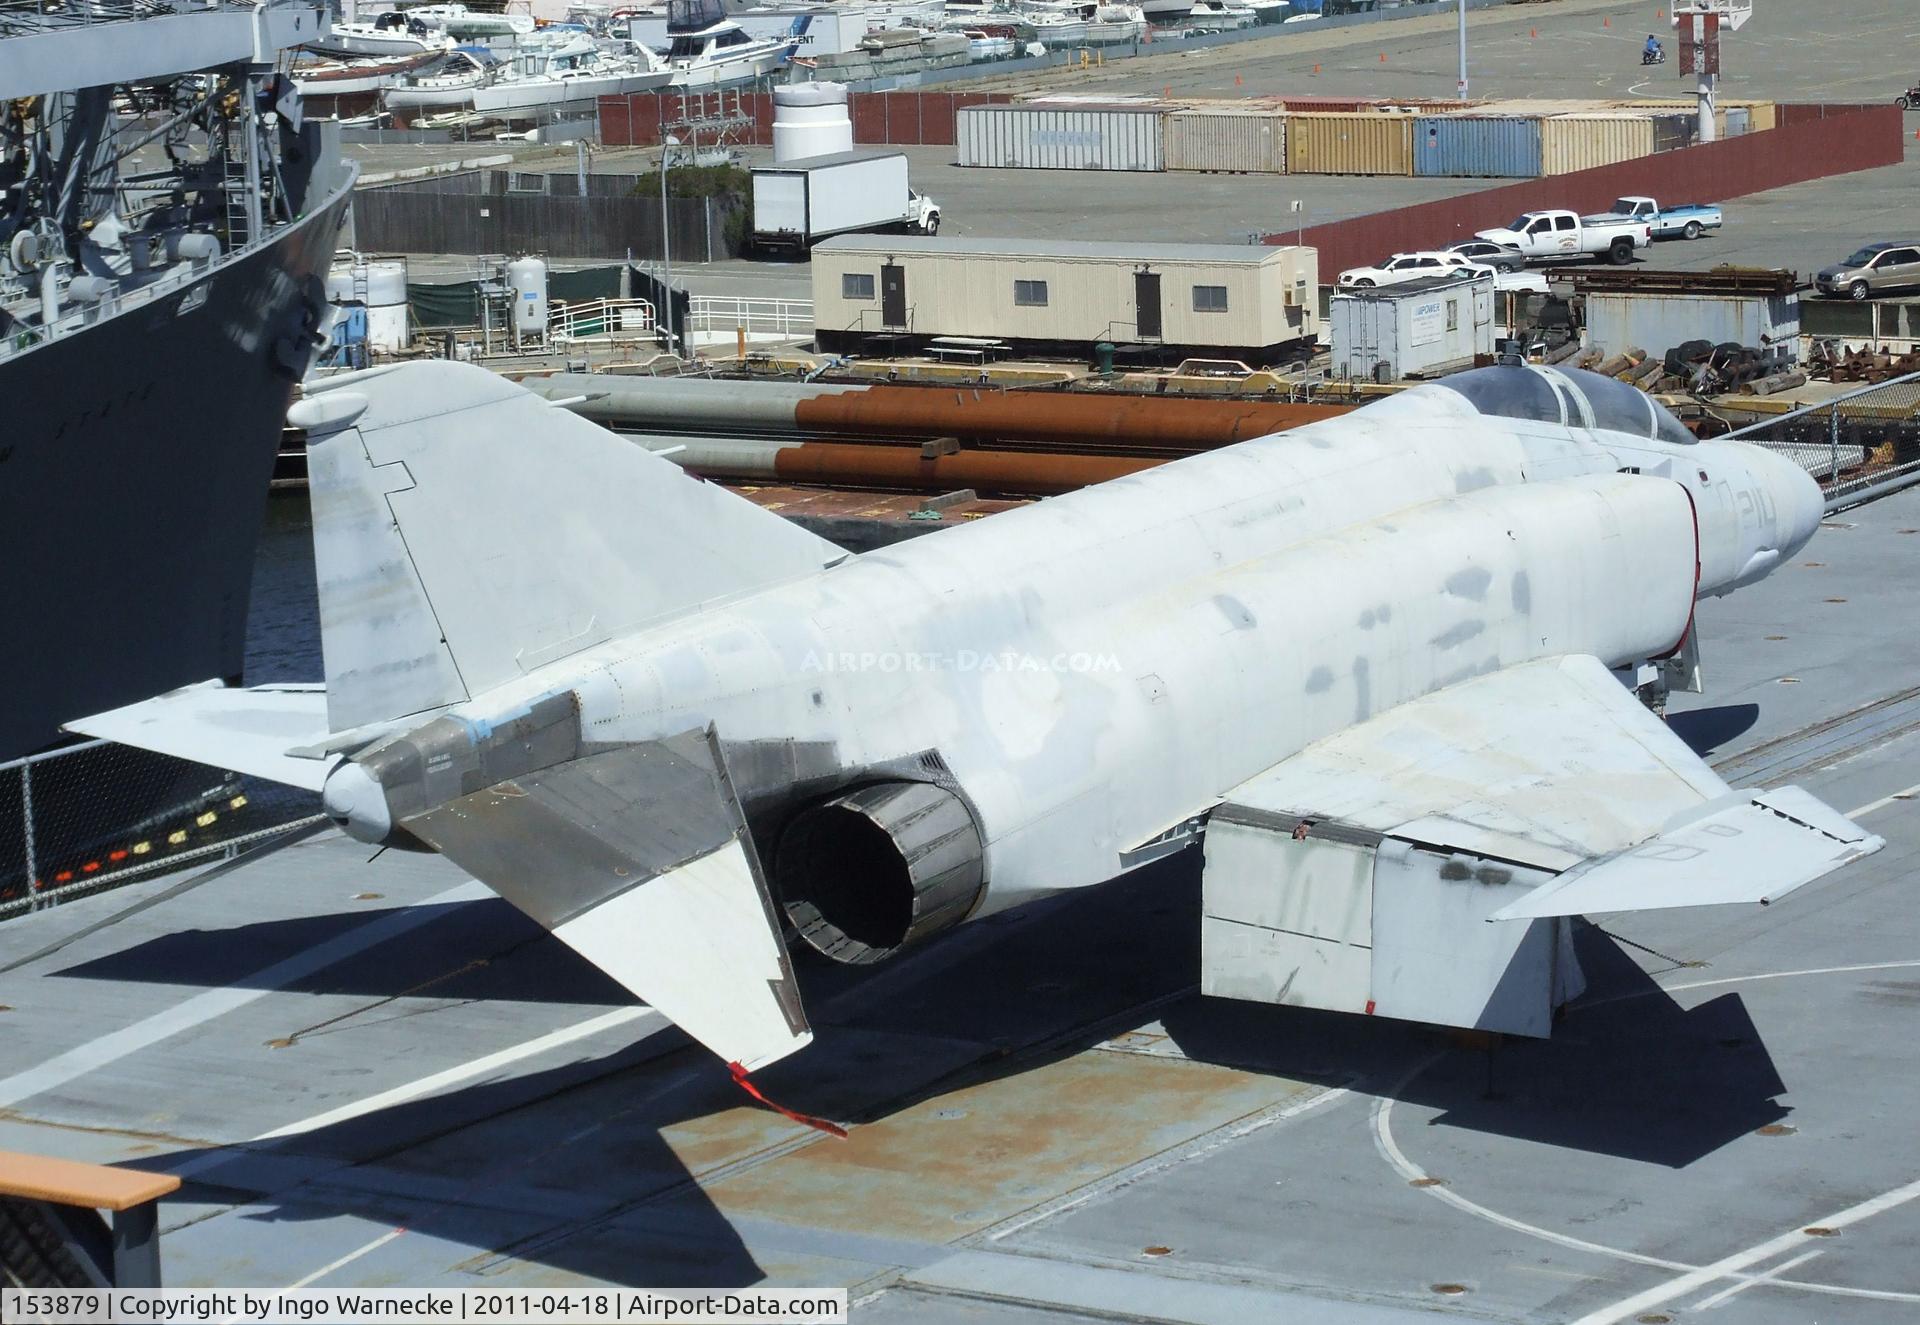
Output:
1286,112,1411,175
1164,108,1288,174
1539,113,1656,175
1466,98,1617,118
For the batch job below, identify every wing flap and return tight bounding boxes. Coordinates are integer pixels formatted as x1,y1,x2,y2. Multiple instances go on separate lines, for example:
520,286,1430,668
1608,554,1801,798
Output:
63,680,334,791
402,729,810,1071
1217,654,1882,920
1491,787,1884,920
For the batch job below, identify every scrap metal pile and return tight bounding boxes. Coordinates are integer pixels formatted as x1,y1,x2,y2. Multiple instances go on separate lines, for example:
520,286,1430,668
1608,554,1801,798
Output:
1541,339,1805,398
1807,341,1920,384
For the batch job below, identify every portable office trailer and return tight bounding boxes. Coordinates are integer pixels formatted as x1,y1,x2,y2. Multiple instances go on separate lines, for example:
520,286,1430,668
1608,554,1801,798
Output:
811,236,1319,364
956,103,1166,171
1330,273,1494,383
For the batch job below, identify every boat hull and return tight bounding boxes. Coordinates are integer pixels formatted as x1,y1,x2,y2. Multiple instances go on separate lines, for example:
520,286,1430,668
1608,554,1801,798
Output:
0,180,355,759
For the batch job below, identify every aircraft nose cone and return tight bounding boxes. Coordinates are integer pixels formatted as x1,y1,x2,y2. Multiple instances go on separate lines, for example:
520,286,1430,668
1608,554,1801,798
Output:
1765,446,1825,559
321,761,393,844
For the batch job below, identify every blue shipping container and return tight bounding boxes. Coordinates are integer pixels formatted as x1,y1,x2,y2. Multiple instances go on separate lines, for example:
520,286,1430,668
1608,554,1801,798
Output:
1412,115,1542,178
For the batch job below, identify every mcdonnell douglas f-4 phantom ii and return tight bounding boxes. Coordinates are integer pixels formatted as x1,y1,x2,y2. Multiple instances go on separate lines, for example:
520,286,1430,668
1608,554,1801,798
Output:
73,360,1883,1074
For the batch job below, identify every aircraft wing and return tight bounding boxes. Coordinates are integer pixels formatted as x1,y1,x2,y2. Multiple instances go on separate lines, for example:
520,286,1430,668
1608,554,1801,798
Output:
1218,654,1882,920
400,727,812,1072
64,680,335,791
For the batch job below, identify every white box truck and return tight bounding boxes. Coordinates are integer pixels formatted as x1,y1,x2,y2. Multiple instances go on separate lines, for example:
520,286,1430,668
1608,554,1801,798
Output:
750,149,940,256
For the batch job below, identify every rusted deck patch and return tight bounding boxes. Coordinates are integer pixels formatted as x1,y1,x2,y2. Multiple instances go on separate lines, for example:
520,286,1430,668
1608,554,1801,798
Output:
702,1049,1323,1243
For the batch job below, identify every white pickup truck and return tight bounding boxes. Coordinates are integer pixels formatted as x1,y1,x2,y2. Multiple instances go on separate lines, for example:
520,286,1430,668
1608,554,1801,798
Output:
1473,209,1653,266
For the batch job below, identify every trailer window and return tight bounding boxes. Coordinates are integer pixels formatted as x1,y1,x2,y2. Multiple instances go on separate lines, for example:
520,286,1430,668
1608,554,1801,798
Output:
1445,299,1458,331
1014,279,1049,307
1192,285,1228,313
842,272,875,301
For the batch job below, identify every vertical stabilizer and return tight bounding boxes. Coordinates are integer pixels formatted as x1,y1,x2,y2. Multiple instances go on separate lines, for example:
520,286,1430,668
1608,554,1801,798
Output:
293,363,843,733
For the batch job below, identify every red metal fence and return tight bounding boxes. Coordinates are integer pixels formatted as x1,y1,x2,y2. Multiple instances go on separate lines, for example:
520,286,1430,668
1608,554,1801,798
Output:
597,90,1013,149
1269,103,1906,274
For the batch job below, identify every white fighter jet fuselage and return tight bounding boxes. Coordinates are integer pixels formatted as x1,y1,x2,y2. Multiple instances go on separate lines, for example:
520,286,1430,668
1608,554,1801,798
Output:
77,361,1862,1073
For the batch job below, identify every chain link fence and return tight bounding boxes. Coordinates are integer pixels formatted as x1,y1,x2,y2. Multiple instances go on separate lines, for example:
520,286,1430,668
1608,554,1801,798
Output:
0,741,323,922
1724,370,1920,512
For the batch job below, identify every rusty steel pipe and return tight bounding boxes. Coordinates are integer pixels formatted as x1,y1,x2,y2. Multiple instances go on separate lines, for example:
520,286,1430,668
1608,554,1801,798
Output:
768,443,1157,497
790,386,1348,450
528,375,1349,453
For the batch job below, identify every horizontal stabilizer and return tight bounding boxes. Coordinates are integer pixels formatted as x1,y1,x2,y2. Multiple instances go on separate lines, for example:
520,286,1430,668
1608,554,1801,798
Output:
63,681,334,791
402,728,810,1070
1491,786,1883,920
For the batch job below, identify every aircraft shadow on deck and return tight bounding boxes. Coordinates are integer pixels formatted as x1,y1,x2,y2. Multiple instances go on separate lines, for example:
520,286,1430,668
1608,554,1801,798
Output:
84,844,1781,1290
1667,702,1762,759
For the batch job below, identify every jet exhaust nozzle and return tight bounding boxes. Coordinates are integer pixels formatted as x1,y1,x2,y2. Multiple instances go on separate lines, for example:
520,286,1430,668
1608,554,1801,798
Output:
776,781,985,965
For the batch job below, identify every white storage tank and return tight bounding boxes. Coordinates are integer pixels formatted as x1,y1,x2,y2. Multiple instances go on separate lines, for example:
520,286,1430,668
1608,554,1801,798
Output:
1330,273,1494,383
774,82,853,163
506,254,548,343
325,254,410,352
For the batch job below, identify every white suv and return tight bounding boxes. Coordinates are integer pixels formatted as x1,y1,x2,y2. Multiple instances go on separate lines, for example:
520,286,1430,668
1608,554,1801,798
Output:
1337,251,1497,289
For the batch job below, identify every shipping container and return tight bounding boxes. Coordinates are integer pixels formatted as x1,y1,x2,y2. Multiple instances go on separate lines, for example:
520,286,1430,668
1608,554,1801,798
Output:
1539,113,1655,175
1286,112,1411,176
1330,273,1494,382
811,235,1319,363
1164,108,1287,174
1468,98,1618,117
1584,290,1799,369
1411,115,1541,177
956,104,1165,171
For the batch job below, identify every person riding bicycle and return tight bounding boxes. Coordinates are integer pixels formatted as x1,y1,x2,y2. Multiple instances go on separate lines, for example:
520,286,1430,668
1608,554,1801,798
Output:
1643,33,1663,60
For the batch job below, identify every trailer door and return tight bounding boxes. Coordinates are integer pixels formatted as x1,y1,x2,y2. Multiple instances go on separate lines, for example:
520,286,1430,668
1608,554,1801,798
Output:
1135,270,1162,340
881,262,907,330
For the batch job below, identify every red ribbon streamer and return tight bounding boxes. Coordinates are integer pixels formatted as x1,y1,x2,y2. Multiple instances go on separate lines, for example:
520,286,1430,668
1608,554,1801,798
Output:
729,1062,849,1139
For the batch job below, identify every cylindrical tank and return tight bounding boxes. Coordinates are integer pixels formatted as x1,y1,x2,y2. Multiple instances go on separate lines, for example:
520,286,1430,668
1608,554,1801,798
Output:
506,254,548,342
325,254,410,352
773,82,852,163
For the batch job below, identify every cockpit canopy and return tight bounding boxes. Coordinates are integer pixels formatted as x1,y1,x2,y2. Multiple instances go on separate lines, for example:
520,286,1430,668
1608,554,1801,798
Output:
1432,363,1695,446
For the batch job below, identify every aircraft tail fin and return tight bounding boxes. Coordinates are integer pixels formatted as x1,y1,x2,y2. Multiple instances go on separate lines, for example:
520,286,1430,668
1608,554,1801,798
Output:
294,363,842,735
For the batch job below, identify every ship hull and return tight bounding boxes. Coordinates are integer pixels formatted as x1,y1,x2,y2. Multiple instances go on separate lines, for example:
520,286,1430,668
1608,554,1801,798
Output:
0,180,354,759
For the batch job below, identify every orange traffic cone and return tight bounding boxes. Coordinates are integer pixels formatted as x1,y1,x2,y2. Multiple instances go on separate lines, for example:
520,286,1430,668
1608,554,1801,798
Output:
1312,63,1321,74
1529,26,1537,37
1234,73,1243,86
1602,14,1610,26
1378,50,1386,62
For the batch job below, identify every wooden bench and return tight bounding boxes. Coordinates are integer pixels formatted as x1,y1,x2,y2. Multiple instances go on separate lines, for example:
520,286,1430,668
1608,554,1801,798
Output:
0,1151,180,1287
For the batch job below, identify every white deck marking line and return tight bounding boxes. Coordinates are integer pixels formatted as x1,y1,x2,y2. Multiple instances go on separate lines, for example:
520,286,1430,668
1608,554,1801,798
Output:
1848,778,1920,818
1367,1072,1691,1275
1374,1086,1920,1307
1567,1176,1920,1324
1663,959,1920,995
169,1006,664,1180
285,1226,409,1289
1689,1248,1825,1311
0,880,490,1110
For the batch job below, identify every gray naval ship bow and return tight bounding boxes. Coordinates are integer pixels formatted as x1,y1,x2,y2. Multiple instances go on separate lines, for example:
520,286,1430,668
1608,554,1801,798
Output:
0,0,354,906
